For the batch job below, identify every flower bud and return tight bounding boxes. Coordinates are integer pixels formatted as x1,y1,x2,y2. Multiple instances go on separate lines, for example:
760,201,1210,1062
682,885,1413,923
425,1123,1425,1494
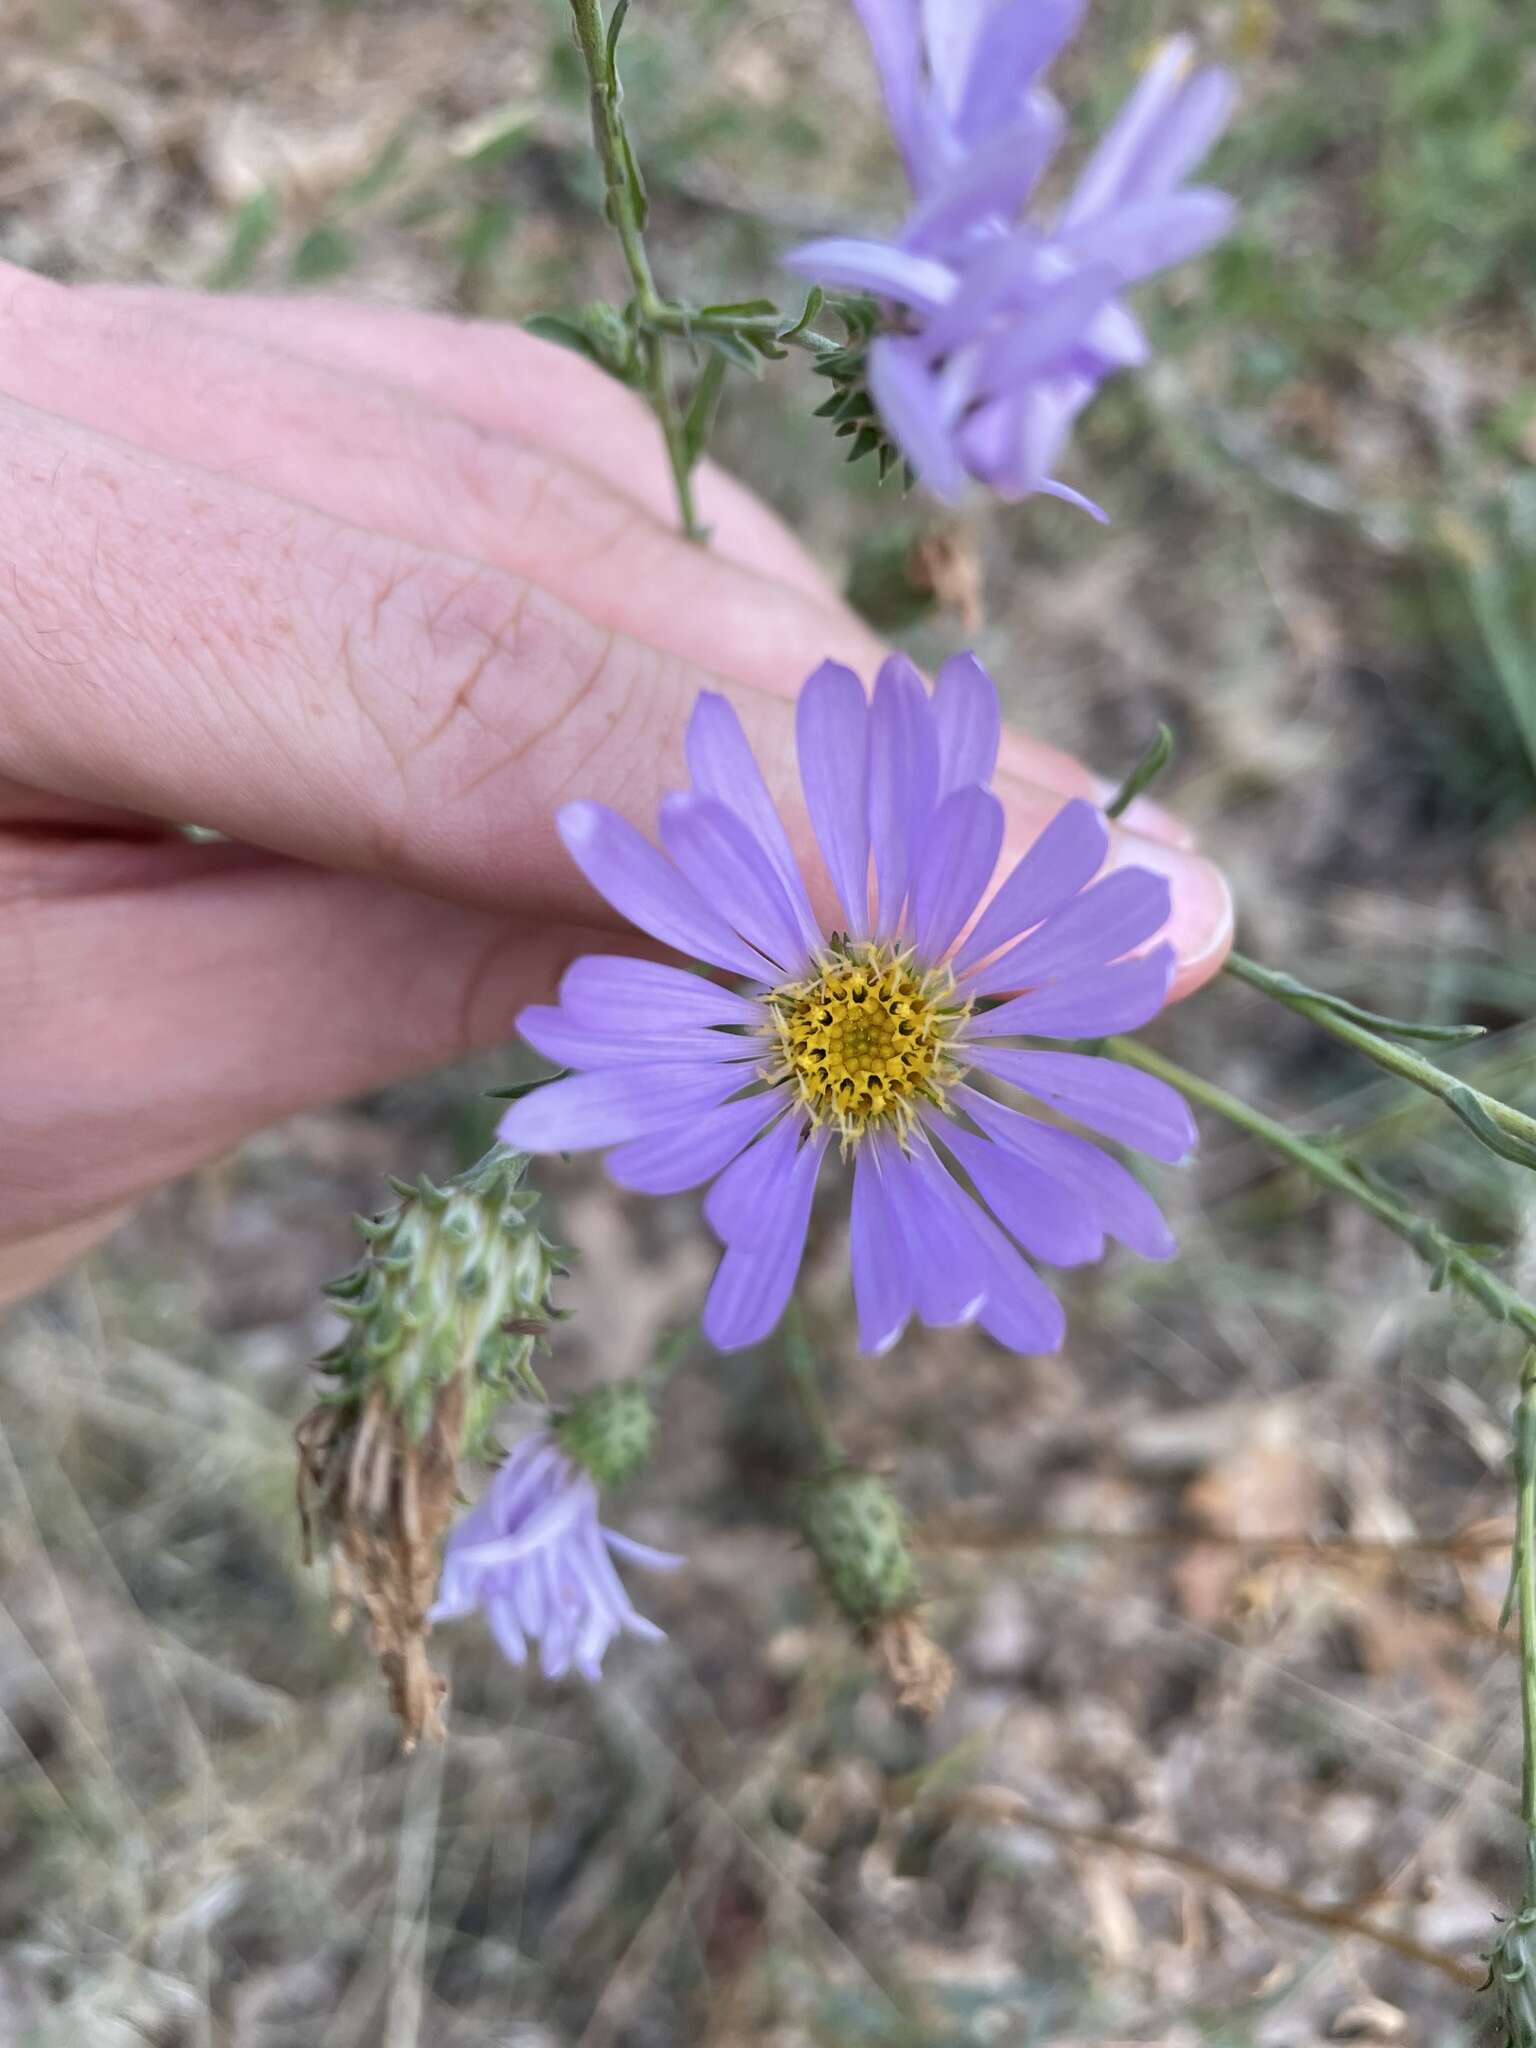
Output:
317,1144,562,1459
556,1380,655,1490
799,1468,918,1626
296,1144,562,1746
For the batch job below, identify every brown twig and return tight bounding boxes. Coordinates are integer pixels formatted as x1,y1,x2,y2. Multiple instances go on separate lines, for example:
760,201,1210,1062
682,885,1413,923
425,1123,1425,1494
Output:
916,1515,1511,1562
928,1787,1484,1990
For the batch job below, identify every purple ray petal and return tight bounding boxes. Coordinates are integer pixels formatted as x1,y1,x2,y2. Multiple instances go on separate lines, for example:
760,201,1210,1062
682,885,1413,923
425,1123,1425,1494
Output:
932,651,1001,797
1058,188,1235,281
783,236,959,312
560,955,765,1031
603,1529,688,1572
685,692,822,952
902,112,1063,249
704,1107,813,1248
975,865,1172,992
518,1005,757,1072
456,1483,588,1570
1039,476,1110,522
920,0,992,116
850,1147,914,1355
702,1127,829,1350
880,1139,989,1327
962,945,1175,1039
868,337,970,501
850,0,925,183
964,1197,1068,1352
557,801,775,980
953,797,1109,978
974,264,1120,393
968,1046,1196,1160
1122,67,1235,201
486,1600,529,1667
1060,35,1195,227
928,1112,1103,1265
797,659,872,937
605,1090,783,1196
957,1084,1176,1257
958,3,1084,140
869,654,940,939
909,786,1004,963
660,793,814,973
499,1061,747,1152
921,233,1056,355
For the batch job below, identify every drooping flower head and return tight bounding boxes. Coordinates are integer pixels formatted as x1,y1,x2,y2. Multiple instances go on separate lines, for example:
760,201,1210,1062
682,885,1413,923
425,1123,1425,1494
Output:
787,4,1235,509
501,653,1194,1357
430,1431,683,1682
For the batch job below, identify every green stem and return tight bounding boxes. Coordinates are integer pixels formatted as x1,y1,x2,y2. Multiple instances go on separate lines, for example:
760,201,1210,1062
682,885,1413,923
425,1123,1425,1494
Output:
1225,951,1536,1169
1107,1035,1536,1345
567,0,703,539
1518,1349,1536,1834
783,1301,843,1467
647,304,840,355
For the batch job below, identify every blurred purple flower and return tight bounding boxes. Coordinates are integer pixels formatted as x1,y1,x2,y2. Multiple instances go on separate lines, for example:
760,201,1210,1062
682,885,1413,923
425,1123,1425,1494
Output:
431,1433,683,1681
787,8,1235,509
499,654,1195,1358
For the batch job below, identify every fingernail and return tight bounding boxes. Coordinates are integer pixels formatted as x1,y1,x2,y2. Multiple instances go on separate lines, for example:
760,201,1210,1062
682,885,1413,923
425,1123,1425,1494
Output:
1102,827,1233,1001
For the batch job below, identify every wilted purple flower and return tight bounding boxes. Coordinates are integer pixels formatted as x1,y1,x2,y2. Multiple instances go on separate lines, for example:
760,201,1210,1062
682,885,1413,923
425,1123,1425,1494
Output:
787,7,1235,508
430,1433,683,1681
500,654,1194,1357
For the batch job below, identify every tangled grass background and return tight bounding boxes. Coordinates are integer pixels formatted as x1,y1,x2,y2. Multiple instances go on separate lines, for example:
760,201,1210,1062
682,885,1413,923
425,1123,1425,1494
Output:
2,0,1535,2040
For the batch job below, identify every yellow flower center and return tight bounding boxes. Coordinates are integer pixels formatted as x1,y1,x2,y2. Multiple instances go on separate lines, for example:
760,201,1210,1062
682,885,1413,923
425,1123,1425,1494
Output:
766,942,970,1149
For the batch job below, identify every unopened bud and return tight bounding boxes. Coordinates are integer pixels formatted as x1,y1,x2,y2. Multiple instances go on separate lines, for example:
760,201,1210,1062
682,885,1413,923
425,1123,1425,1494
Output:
317,1144,562,1458
298,1143,563,1745
799,1468,918,1626
556,1380,655,1490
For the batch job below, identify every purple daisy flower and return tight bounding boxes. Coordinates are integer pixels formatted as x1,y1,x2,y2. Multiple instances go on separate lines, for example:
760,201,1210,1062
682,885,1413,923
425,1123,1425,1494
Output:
787,7,1235,509
500,653,1194,1358
430,1433,684,1681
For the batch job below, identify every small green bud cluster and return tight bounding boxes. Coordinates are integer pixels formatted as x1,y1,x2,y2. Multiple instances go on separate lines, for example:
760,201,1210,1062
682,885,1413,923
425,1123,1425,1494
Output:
799,1467,919,1627
556,1380,655,1490
1488,1885,1536,2045
318,1144,565,1454
809,296,914,484
525,303,639,385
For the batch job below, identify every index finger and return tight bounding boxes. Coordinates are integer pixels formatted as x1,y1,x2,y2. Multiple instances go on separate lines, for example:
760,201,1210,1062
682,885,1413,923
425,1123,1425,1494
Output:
0,393,1231,993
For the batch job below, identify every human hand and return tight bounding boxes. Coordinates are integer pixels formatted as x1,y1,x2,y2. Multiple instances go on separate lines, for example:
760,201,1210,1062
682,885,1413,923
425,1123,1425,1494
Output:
0,270,1232,1303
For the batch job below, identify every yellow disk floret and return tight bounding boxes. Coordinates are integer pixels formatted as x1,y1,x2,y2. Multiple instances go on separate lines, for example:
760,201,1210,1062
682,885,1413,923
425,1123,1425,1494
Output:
765,941,971,1149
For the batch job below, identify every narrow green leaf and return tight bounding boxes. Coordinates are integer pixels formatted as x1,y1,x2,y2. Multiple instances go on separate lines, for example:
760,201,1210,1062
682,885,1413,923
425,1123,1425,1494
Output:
206,189,279,291
343,126,413,207
1225,954,1488,1046
289,224,355,284
605,0,632,90
484,1068,570,1102
683,352,728,470
1104,724,1174,820
700,298,778,318
701,329,763,375
779,284,825,340
1444,1083,1536,1170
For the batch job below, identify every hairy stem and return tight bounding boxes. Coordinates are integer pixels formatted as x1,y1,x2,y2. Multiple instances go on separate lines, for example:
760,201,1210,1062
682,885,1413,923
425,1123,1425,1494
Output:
567,0,703,538
783,1300,844,1467
1107,1036,1536,1345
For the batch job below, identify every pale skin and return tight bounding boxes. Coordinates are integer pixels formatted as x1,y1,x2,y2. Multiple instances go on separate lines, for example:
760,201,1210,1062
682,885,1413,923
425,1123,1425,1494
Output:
0,266,1233,1306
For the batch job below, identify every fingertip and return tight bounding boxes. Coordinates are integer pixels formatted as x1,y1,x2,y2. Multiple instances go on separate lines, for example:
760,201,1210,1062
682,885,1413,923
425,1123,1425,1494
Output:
1101,827,1232,1000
